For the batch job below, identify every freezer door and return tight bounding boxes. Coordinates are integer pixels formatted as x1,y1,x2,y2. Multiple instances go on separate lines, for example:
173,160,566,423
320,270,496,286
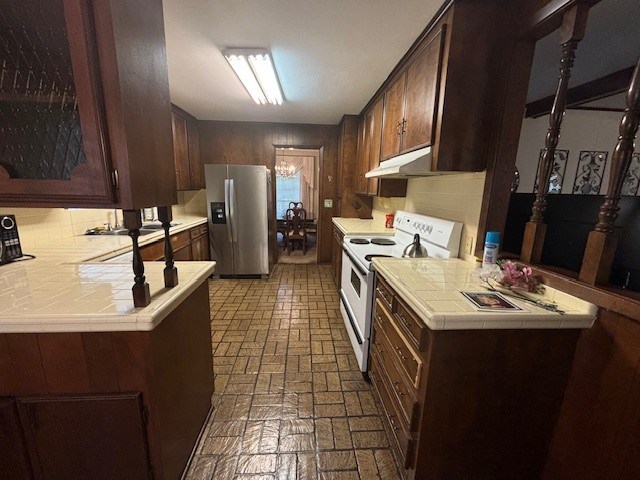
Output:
205,164,235,275
228,165,270,275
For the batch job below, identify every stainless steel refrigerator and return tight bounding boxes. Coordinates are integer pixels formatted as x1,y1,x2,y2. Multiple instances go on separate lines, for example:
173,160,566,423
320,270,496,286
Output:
205,164,275,277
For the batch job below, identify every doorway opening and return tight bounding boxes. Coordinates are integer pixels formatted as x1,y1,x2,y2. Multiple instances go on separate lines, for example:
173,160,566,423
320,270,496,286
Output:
274,147,320,264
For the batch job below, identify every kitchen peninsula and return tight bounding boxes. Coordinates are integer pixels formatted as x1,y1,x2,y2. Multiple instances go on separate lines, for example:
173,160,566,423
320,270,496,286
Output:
369,257,596,479
0,217,215,480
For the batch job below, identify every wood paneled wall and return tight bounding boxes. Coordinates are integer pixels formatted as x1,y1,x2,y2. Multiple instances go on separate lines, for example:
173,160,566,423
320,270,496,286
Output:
198,121,339,263
543,309,640,480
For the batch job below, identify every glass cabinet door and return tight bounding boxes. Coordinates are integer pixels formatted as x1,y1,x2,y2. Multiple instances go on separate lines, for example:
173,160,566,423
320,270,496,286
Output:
0,0,114,206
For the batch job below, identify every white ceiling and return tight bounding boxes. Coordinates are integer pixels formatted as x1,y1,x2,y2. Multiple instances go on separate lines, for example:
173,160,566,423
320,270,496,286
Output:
162,0,444,124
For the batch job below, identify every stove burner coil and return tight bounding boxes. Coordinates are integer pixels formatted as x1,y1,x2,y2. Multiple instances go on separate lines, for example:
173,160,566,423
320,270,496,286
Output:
349,238,370,244
370,238,396,246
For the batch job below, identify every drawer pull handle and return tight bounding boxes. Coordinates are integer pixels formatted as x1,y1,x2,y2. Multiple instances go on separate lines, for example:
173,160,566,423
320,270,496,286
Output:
395,346,407,361
376,288,392,303
389,415,400,431
397,314,411,328
393,381,404,397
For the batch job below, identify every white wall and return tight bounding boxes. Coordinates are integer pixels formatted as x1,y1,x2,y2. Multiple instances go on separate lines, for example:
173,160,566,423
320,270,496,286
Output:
515,109,638,195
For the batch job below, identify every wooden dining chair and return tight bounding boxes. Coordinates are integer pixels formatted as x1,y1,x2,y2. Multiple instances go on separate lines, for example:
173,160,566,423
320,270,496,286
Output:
285,207,307,255
288,201,303,212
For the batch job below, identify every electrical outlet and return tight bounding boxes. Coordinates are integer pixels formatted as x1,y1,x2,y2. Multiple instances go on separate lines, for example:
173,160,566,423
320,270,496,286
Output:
464,236,474,255
324,199,333,208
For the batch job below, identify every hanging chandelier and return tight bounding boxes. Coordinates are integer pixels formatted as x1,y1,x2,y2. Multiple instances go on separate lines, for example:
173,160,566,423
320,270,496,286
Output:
275,157,296,178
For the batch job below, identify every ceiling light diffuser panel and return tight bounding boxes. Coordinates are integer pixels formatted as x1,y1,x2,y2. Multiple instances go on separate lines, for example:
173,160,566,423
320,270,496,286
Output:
223,48,284,105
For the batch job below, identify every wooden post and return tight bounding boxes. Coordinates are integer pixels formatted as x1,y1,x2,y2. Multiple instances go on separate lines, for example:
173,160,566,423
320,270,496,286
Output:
521,3,588,263
579,59,640,285
123,209,151,307
158,205,178,288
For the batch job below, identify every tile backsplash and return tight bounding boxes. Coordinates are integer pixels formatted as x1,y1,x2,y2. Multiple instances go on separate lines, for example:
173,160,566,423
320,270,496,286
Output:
372,172,486,263
8,208,117,249
174,190,207,217
7,190,208,250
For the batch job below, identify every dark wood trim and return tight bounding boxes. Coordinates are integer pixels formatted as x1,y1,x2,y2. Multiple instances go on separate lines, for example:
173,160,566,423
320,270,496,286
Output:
567,106,625,113
272,143,326,262
530,264,640,321
526,66,635,118
524,0,602,40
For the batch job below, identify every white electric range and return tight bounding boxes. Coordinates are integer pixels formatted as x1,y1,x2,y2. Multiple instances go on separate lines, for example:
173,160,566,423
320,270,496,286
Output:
339,211,463,373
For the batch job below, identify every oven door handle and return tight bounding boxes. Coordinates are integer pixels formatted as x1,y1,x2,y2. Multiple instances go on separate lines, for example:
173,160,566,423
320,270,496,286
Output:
342,246,367,277
339,290,363,345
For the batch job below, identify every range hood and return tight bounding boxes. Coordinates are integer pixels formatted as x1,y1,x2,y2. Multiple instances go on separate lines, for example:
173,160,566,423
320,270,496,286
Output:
365,146,435,178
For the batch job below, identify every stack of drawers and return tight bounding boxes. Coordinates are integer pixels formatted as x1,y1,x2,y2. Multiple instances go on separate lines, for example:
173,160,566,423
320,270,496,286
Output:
368,272,582,480
370,276,430,471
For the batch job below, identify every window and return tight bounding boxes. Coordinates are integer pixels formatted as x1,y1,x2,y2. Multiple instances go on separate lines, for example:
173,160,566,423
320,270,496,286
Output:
276,171,301,218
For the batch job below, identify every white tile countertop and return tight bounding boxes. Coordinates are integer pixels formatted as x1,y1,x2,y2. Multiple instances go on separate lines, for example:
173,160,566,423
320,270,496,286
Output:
372,257,598,330
332,217,394,236
0,216,214,333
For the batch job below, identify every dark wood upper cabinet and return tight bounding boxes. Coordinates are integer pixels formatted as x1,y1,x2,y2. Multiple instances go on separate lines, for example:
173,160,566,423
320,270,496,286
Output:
0,0,177,209
336,115,359,200
355,98,407,198
355,119,369,194
367,97,384,196
171,109,190,190
380,76,406,161
375,1,498,172
17,394,151,480
380,26,444,162
171,104,202,191
401,26,445,154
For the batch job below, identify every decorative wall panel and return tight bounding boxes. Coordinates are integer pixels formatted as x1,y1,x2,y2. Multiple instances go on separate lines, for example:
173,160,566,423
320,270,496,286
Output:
534,149,569,194
572,151,608,195
621,152,640,196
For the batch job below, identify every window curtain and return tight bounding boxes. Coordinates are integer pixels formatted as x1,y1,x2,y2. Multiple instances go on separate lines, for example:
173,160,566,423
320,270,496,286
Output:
276,155,318,218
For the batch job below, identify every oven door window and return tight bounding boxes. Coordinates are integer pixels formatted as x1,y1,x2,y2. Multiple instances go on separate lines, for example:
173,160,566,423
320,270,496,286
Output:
350,268,361,297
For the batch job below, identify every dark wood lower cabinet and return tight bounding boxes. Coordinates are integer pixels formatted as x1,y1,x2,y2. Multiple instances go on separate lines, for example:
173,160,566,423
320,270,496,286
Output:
173,244,192,261
190,229,210,261
0,282,214,480
140,223,209,262
331,226,344,288
372,275,581,480
0,398,32,480
16,394,151,480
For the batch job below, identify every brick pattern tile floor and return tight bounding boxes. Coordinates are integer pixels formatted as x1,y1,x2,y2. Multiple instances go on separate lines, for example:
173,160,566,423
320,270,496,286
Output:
184,264,402,480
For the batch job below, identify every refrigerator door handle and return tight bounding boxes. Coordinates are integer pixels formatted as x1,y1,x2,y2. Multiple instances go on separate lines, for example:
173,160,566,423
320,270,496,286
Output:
229,178,238,243
224,179,233,243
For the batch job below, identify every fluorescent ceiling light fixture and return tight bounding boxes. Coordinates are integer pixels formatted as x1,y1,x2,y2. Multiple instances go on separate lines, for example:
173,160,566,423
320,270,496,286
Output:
223,48,284,105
